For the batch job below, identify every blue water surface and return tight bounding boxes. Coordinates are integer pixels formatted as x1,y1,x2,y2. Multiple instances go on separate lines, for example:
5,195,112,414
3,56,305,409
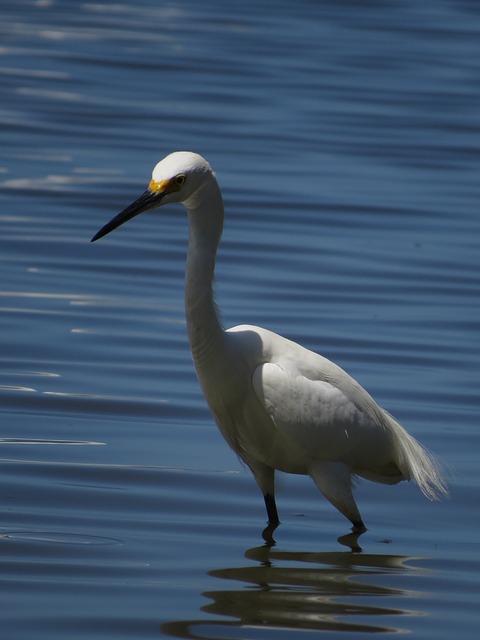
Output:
1,1,479,638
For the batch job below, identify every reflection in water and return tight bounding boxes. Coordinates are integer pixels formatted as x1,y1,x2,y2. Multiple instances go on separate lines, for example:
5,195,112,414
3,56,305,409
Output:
161,543,427,638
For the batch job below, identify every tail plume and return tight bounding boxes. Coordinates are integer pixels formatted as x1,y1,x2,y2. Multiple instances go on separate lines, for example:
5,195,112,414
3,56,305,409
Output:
388,414,449,500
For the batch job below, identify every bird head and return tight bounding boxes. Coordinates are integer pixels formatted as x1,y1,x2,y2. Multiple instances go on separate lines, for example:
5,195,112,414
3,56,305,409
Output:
91,151,214,242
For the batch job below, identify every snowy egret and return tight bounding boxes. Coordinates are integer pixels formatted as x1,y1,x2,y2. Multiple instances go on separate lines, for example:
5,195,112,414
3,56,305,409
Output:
92,151,448,531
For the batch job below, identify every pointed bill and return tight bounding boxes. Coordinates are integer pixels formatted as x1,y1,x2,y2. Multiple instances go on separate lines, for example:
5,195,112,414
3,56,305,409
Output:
92,189,166,242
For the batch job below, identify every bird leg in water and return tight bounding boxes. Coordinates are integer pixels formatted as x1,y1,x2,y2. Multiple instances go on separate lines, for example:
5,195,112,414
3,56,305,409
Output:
310,460,366,530
264,493,280,526
351,519,367,533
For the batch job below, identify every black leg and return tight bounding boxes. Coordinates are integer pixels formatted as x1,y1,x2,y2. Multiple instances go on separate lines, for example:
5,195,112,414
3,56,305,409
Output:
264,492,279,526
262,493,279,547
351,519,366,533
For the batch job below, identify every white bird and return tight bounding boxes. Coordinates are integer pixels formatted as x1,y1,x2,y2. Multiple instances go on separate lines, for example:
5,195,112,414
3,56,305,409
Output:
92,151,448,531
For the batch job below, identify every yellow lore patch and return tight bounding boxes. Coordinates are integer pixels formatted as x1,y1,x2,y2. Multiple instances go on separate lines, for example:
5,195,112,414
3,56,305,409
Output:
149,176,183,193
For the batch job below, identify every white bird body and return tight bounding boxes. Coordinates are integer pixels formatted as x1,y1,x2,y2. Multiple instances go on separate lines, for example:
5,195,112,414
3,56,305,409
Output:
92,151,448,531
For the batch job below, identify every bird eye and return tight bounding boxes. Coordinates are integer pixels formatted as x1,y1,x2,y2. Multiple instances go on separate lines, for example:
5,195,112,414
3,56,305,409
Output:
174,174,186,186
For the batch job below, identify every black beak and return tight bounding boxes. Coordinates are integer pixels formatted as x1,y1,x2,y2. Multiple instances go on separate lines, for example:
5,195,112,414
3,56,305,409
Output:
91,188,167,242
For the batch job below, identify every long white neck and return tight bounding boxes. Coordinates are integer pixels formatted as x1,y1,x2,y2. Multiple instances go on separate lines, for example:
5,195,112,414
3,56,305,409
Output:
184,177,225,376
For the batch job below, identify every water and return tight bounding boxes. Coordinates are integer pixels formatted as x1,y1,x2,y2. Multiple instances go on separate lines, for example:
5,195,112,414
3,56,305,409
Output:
1,1,479,637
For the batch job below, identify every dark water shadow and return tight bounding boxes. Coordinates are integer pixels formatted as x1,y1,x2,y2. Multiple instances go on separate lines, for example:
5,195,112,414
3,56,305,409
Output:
161,539,428,638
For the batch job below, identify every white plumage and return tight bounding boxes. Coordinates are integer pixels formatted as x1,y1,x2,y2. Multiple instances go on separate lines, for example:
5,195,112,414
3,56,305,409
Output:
92,151,448,531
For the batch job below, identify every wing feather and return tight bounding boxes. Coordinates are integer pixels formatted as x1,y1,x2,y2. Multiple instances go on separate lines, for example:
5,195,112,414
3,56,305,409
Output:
252,361,391,464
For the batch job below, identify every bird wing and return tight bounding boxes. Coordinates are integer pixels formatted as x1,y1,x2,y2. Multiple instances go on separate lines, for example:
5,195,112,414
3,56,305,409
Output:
251,360,394,468
230,325,447,498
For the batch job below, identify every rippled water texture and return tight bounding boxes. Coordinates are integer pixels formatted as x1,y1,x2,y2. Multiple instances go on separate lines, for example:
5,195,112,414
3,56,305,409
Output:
1,1,479,638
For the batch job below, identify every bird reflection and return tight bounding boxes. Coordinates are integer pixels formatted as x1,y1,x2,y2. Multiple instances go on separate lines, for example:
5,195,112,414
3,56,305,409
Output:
160,542,427,638
262,522,364,552
261,522,278,548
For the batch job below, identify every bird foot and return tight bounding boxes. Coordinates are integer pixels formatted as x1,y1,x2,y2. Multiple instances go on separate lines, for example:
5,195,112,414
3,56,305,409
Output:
351,520,367,533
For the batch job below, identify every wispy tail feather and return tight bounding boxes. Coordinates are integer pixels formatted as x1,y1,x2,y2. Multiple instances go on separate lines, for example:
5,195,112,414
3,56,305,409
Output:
387,414,449,501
